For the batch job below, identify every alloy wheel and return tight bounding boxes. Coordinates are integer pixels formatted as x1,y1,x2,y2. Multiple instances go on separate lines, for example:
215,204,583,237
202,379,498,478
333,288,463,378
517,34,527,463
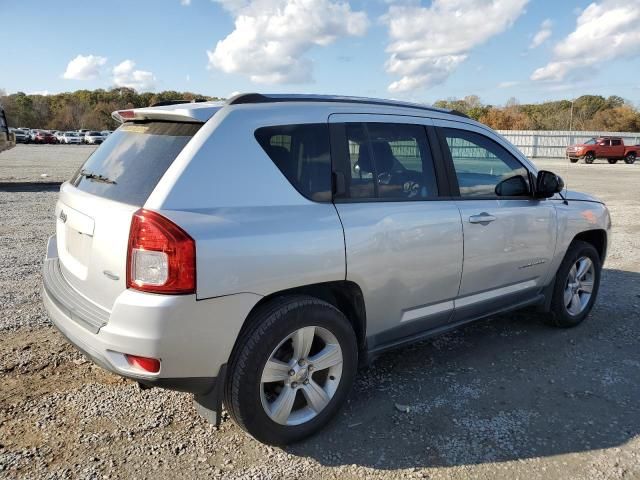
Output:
260,326,343,426
564,256,595,316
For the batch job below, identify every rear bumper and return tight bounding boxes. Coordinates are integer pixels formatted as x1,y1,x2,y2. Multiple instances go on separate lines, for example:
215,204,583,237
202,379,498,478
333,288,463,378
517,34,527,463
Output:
42,235,262,395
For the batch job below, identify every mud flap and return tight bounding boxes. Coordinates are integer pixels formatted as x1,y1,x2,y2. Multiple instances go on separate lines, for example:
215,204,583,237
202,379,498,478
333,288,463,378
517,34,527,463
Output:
536,276,556,313
193,364,226,427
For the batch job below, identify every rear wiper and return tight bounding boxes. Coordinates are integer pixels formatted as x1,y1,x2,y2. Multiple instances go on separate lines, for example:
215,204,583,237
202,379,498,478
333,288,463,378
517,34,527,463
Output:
79,169,117,184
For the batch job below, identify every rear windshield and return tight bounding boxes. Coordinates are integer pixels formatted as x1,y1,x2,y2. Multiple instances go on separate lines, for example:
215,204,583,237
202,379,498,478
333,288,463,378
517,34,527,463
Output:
71,121,201,206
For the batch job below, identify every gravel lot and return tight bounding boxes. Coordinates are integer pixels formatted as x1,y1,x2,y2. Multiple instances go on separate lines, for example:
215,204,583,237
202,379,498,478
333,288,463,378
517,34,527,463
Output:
1,145,639,479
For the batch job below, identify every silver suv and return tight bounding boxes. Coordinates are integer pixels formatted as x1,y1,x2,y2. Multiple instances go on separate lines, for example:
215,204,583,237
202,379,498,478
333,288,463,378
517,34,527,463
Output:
42,94,611,445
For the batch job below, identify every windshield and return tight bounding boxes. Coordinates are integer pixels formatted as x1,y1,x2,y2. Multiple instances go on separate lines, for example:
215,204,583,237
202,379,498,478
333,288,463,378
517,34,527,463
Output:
584,138,597,145
71,121,202,206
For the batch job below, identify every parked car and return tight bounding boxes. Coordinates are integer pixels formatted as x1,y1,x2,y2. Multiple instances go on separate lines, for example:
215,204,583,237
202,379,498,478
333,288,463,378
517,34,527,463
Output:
101,130,113,137
61,131,83,144
76,129,90,136
12,128,30,144
0,107,16,153
83,131,105,145
34,130,56,144
566,136,638,164
53,131,65,143
43,94,611,445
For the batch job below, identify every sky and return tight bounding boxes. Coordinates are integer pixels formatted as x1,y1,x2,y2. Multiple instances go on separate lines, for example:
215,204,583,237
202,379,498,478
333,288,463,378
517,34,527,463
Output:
1,0,640,106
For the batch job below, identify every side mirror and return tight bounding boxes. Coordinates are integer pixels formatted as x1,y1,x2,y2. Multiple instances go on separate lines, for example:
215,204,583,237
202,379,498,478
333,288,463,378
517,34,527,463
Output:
495,175,529,197
535,170,564,198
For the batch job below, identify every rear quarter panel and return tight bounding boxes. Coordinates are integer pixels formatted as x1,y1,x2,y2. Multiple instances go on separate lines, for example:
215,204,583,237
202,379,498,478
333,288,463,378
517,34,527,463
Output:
148,105,346,300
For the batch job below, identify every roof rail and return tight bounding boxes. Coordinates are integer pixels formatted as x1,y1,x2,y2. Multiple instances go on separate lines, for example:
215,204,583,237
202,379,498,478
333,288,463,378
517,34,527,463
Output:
150,99,209,107
227,93,470,118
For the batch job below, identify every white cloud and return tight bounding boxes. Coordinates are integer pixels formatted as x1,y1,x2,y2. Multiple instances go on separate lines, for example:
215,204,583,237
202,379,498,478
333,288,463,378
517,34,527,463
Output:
62,54,107,80
212,0,249,12
532,0,640,82
208,0,368,84
384,0,528,92
530,19,552,48
112,60,156,91
181,0,191,5
498,81,519,88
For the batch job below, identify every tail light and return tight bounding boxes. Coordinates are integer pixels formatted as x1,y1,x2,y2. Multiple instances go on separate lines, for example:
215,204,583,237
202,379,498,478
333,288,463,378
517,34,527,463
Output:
126,209,196,294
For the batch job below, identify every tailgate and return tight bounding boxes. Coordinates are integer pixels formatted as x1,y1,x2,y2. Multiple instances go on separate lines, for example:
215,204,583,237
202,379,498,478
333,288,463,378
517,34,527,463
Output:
55,120,203,311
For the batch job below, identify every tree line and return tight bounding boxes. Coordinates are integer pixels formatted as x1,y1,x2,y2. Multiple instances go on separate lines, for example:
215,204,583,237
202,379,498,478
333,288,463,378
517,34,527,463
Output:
434,95,640,132
1,88,639,132
0,88,221,131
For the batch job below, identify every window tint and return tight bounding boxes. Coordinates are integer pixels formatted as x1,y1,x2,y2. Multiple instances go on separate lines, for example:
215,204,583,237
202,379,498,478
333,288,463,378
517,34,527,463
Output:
601,139,611,146
442,128,530,198
344,123,438,200
71,121,201,206
255,124,331,202
612,139,622,146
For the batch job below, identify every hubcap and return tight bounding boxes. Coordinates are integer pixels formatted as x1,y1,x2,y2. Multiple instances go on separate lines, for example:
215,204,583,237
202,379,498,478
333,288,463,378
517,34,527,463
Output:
260,326,343,426
564,256,595,316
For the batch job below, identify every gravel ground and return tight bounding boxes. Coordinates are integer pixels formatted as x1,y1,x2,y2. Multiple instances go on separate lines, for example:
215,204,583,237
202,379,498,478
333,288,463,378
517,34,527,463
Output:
1,146,639,479
0,145,96,184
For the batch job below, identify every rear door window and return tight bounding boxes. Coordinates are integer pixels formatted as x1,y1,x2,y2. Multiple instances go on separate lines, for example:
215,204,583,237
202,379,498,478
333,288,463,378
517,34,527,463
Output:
341,122,438,201
255,124,332,202
71,121,201,206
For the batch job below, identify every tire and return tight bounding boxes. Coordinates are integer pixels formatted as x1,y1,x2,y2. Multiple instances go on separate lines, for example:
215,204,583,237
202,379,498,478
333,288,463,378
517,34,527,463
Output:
584,152,595,164
569,158,579,164
224,295,358,445
607,159,618,164
545,240,601,328
625,152,636,164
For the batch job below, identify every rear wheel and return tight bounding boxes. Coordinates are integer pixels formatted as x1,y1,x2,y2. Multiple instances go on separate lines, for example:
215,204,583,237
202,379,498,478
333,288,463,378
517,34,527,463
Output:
545,240,601,328
607,159,618,164
224,296,358,445
584,152,595,164
625,152,636,164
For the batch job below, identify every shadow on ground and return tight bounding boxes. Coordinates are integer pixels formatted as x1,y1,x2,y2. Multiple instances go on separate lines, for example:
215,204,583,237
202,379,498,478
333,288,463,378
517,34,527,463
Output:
288,268,640,468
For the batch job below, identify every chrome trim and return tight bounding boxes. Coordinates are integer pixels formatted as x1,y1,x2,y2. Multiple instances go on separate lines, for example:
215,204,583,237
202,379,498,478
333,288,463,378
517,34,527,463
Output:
399,279,538,325
401,300,454,323
454,279,537,308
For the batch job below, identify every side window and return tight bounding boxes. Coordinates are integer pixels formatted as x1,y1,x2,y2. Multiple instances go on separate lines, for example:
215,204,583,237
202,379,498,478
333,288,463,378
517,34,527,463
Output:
344,122,438,200
612,139,622,146
255,124,332,202
442,128,530,198
602,139,611,146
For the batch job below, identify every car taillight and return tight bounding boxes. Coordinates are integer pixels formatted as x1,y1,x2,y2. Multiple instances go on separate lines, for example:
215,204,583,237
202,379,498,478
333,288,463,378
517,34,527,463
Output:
126,209,196,294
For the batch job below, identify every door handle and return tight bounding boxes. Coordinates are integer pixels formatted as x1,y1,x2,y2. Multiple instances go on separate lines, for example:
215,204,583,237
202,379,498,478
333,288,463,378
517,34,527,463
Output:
469,212,496,224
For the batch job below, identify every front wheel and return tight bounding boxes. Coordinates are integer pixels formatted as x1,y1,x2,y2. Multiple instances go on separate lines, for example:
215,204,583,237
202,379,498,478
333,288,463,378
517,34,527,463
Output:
545,240,601,328
625,153,636,164
584,153,595,164
224,296,358,445
569,158,579,164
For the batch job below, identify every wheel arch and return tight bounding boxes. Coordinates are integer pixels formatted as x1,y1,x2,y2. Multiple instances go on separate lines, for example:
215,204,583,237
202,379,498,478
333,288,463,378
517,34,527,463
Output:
572,229,607,261
236,281,368,358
